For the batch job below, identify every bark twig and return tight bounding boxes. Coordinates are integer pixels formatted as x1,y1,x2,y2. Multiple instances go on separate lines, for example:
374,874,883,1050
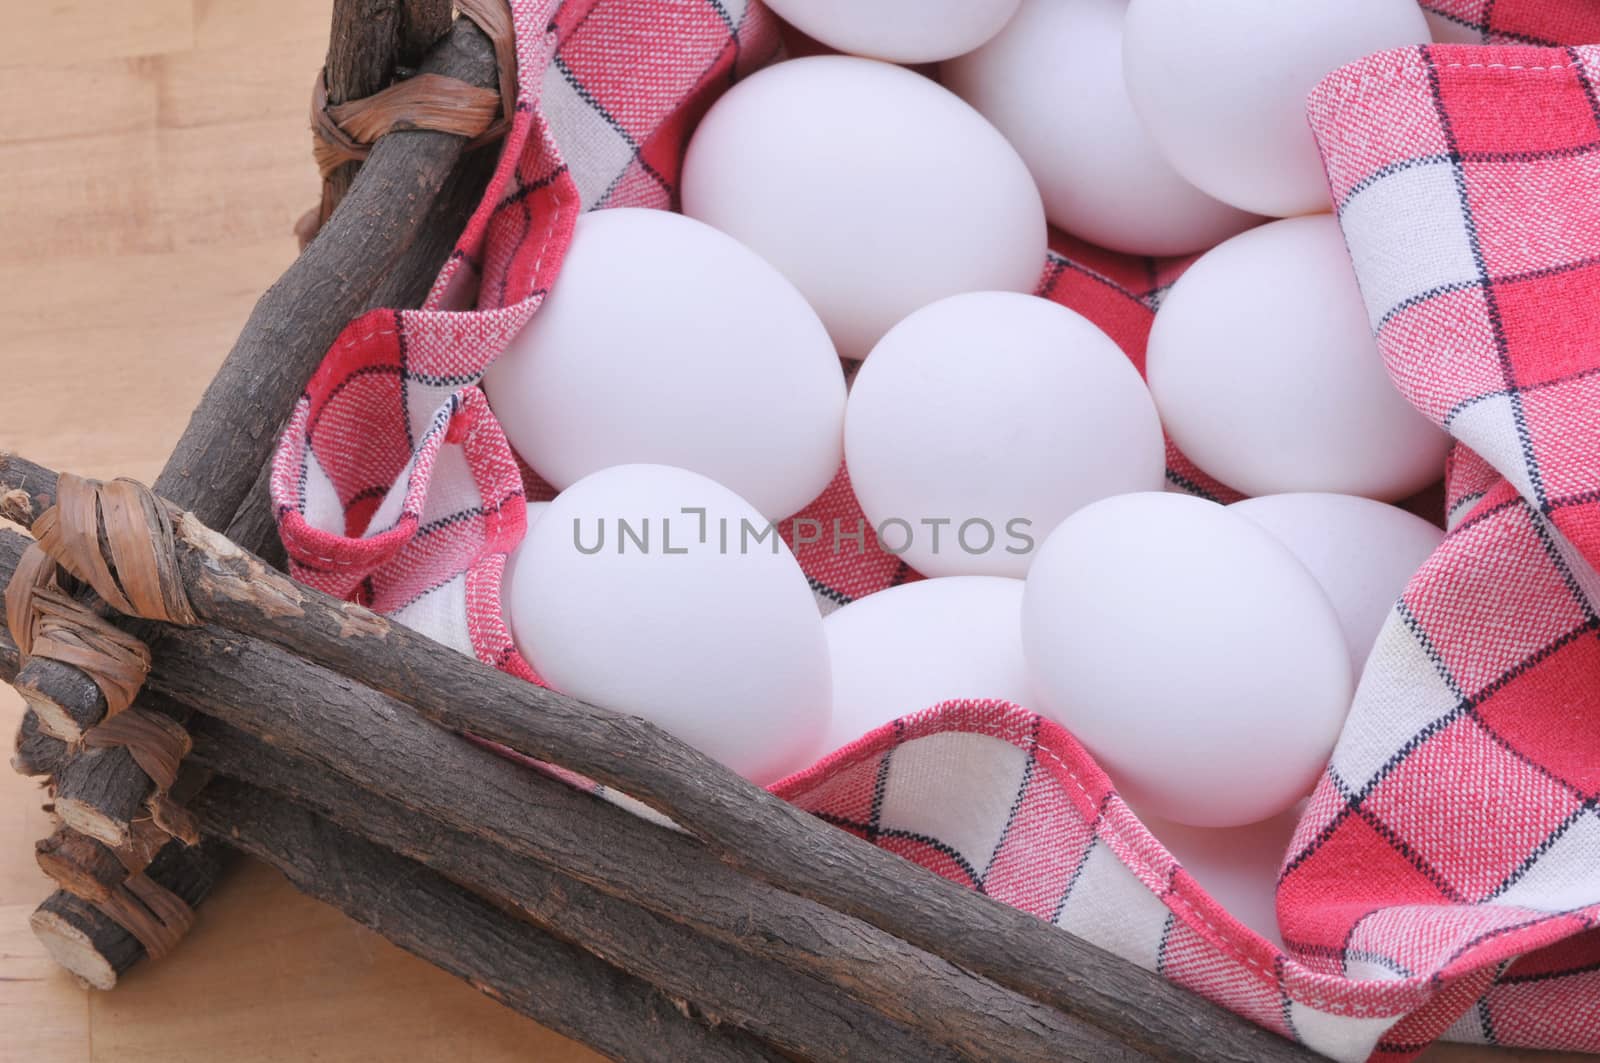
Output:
0,458,1313,1063
194,778,788,1063
190,715,959,1063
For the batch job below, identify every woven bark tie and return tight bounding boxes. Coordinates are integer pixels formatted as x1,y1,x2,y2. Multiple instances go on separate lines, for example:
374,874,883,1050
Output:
33,474,197,627
114,819,178,875
82,709,192,796
300,0,516,243
97,872,195,961
3,474,199,798
4,544,151,717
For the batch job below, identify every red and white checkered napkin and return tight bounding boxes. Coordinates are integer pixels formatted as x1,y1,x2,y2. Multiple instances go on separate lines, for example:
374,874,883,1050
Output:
271,1,1600,1057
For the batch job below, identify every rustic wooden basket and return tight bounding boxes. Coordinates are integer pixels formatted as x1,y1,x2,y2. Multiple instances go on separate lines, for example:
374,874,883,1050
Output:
2,5,1323,1060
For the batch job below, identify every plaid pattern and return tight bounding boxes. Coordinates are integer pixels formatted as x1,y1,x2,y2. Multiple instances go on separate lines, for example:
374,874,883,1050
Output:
271,3,1600,1058
1420,1,1600,46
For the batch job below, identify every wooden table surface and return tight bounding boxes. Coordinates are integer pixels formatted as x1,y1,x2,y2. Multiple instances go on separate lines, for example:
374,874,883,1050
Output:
0,2,1584,1061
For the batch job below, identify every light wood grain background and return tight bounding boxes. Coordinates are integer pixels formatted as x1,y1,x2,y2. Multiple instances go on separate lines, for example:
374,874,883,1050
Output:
0,2,595,1059
0,2,1584,1061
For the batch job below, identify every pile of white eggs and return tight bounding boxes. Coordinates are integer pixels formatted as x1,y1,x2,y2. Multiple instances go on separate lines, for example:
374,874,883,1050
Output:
487,0,1450,940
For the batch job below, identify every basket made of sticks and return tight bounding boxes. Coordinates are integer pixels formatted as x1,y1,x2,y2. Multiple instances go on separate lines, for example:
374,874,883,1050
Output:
3,4,1317,1061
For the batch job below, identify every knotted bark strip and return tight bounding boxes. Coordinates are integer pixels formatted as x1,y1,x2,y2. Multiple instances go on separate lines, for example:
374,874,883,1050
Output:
33,474,196,627
5,544,150,728
56,708,201,848
313,72,501,178
82,709,191,794
35,817,185,905
116,819,176,874
5,471,199,734
96,872,195,961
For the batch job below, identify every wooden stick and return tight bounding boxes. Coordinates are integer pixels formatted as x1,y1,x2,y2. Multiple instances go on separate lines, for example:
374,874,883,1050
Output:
216,462,286,576
12,707,62,776
174,9,493,516
30,892,140,990
363,139,500,311
44,142,497,847
193,778,788,1063
318,0,404,231
4,631,972,1061
0,462,1311,1063
30,75,498,834
14,639,129,743
49,454,280,845
52,702,185,848
399,0,454,68
188,715,960,1063
11,5,505,994
0,518,1306,1061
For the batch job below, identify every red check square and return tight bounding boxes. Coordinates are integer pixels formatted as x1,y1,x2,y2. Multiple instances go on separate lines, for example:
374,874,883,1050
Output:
981,770,1097,921
1404,506,1592,695
1379,285,1501,424
1464,154,1600,276
1439,58,1595,155
1489,965,1600,1052
1522,372,1600,500
1496,0,1600,46
1279,814,1456,954
1363,716,1587,901
1493,261,1600,388
1473,633,1600,798
1311,49,1451,203
558,1,740,143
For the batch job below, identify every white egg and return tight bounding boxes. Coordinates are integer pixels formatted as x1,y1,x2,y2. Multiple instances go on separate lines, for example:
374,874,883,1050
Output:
1138,806,1300,947
822,576,1029,751
483,208,845,520
682,56,1046,361
1123,0,1431,217
1023,493,1352,827
505,464,831,785
499,501,552,634
846,292,1165,578
764,0,1022,63
1146,215,1451,500
1229,493,1444,674
943,0,1258,256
